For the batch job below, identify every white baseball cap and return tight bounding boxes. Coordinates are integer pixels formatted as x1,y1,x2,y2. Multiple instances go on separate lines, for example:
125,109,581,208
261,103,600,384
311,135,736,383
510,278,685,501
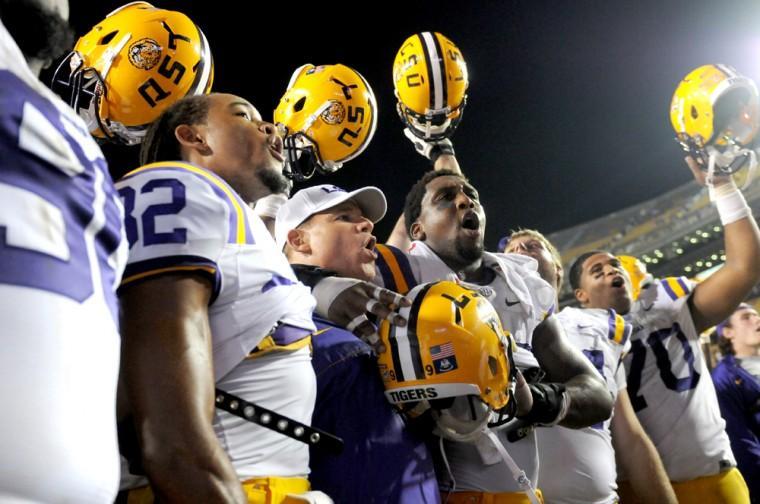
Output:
275,184,387,250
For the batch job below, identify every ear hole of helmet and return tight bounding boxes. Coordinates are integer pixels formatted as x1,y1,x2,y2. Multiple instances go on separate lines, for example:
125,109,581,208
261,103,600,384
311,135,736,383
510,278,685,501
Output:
293,96,307,113
99,30,119,45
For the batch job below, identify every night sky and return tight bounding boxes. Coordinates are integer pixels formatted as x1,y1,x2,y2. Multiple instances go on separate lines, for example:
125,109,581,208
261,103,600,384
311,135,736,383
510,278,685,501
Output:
66,0,760,247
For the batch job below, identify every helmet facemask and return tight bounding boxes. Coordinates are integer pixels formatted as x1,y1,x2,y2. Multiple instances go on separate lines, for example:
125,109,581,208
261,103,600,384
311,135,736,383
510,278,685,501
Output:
52,49,143,145
279,128,342,181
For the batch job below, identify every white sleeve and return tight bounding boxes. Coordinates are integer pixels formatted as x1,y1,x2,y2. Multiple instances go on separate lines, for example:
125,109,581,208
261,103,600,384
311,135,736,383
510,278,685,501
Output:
116,164,238,291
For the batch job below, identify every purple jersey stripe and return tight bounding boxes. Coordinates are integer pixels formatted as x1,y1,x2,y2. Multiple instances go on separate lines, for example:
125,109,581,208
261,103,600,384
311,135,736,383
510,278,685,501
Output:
120,254,222,303
677,276,690,295
661,279,679,300
387,245,418,291
607,309,617,341
375,249,398,291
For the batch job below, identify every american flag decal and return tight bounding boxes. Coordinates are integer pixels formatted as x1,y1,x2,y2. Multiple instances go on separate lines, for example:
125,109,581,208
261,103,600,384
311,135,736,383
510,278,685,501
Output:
430,341,455,359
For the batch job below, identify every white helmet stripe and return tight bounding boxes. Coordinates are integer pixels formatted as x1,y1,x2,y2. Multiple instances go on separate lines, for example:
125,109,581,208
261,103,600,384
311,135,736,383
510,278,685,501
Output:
391,319,419,382
421,32,444,111
191,27,213,95
715,64,737,78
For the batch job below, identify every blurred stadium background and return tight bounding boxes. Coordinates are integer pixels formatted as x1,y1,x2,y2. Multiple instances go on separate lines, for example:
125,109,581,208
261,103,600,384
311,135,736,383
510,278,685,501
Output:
546,174,760,368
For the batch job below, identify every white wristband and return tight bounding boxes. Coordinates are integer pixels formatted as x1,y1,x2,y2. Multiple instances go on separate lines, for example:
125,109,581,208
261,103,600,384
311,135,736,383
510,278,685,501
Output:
312,276,361,318
252,193,288,219
712,180,751,226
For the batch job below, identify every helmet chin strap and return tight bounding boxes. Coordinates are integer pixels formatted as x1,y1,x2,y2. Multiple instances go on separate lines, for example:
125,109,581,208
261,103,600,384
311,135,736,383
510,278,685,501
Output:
482,429,541,504
433,400,540,504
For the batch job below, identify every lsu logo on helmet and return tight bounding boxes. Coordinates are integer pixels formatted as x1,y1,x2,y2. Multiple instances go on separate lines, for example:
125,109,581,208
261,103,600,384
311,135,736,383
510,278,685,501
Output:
51,2,214,145
377,281,515,441
393,32,469,140
670,64,760,175
274,64,378,181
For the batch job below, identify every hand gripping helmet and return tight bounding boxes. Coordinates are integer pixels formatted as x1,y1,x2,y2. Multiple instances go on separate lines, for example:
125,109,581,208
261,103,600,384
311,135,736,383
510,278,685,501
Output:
377,281,516,442
670,64,760,175
617,255,647,301
51,2,214,145
274,64,378,181
393,32,469,140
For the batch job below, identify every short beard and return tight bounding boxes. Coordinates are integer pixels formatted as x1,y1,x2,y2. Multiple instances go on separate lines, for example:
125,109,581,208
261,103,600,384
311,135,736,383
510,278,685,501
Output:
455,238,484,265
258,166,291,196
0,0,74,66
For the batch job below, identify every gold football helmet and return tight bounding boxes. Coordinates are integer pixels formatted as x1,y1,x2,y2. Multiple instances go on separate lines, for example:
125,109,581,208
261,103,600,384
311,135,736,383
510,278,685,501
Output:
274,64,378,181
618,255,647,301
377,281,515,441
51,2,214,144
670,64,759,175
393,32,468,140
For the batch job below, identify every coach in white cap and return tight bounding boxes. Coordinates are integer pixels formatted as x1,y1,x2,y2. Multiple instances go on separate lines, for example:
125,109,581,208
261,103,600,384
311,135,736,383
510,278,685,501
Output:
276,184,387,282
275,183,441,503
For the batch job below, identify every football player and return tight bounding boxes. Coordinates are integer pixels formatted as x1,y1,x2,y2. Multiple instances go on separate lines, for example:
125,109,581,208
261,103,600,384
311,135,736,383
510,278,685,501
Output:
373,31,613,503
568,154,758,503
116,91,402,503
504,230,676,504
711,303,760,502
0,0,127,502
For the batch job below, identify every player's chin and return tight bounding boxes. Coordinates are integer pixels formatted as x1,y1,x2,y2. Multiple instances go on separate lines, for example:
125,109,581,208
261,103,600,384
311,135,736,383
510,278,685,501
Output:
612,291,632,313
361,264,377,282
354,263,376,283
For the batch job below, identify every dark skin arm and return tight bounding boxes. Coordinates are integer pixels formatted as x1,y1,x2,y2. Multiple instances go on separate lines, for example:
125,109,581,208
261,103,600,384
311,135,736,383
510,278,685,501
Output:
531,316,614,428
120,273,246,503
685,157,760,333
611,388,677,503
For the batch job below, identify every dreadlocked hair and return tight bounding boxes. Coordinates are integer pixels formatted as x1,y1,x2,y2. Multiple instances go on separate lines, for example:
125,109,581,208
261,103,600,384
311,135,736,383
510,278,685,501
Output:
140,94,210,166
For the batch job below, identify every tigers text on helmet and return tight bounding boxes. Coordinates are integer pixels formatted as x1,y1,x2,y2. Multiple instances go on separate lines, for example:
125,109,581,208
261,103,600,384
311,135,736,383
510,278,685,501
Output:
670,64,760,175
377,281,516,442
274,64,378,181
51,1,214,145
393,32,468,140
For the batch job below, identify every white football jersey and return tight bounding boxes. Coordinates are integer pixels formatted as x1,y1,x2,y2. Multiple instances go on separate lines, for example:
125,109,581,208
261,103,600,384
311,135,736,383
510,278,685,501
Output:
373,241,556,492
537,306,632,504
115,161,317,482
0,20,127,504
623,277,734,482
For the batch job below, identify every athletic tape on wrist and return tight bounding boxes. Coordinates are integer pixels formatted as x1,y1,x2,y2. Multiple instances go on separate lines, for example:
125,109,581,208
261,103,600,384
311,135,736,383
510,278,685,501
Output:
711,179,751,226
252,193,288,219
312,276,362,318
